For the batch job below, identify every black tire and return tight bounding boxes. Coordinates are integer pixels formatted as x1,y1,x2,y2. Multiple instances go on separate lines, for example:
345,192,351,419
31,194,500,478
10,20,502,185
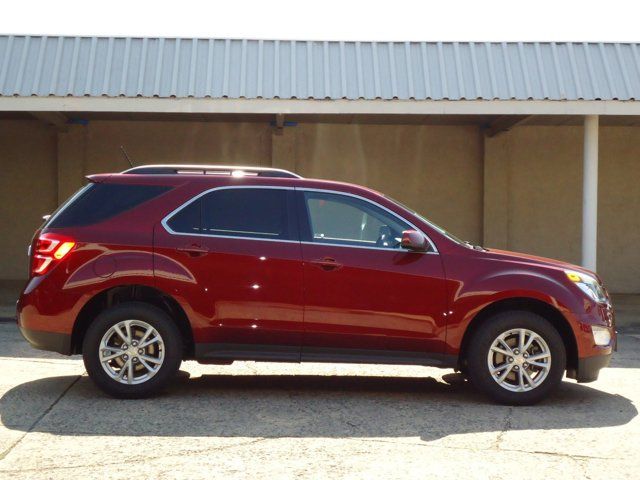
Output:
466,311,566,405
82,302,183,399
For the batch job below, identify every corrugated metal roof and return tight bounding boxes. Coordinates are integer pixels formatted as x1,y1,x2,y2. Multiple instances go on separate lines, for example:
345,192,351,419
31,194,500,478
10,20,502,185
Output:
1,36,639,101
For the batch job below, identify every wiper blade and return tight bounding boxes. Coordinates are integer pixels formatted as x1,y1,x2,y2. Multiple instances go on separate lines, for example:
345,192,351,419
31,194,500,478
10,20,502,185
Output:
464,240,487,251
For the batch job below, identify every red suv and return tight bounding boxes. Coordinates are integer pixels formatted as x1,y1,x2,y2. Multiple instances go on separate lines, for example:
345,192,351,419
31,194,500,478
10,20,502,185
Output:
17,165,615,404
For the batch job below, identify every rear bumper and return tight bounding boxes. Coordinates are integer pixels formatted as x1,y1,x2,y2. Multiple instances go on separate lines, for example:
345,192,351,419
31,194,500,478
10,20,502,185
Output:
17,276,77,356
19,327,72,355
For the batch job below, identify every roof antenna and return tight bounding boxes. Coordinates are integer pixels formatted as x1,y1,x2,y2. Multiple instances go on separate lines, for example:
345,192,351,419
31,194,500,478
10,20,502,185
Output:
120,145,134,168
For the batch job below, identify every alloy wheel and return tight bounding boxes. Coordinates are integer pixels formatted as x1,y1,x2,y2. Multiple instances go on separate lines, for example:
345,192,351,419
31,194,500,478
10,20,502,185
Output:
98,319,165,385
487,328,551,393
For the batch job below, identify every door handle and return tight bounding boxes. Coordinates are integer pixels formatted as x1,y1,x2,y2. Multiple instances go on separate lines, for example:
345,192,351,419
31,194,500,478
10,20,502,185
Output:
310,257,342,271
177,244,209,257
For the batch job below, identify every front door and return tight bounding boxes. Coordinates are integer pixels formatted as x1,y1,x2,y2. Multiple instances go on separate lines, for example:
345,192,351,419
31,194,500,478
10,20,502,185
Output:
297,189,448,363
154,186,303,361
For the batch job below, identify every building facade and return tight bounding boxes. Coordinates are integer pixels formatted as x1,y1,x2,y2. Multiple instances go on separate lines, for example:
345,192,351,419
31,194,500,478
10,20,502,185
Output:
1,37,639,293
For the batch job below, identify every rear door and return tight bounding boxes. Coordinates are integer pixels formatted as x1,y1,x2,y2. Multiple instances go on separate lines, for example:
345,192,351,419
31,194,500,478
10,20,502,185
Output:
297,189,448,362
154,186,304,361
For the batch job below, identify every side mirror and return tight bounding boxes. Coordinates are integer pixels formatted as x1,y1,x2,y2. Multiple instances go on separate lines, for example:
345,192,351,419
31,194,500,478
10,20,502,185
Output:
401,230,428,251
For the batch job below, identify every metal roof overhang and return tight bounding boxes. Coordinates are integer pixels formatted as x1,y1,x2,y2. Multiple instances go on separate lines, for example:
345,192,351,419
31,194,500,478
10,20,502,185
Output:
1,96,640,116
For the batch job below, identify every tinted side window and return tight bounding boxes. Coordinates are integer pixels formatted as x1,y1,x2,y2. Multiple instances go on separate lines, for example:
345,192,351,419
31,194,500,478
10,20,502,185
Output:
166,199,201,234
303,191,410,249
201,188,291,240
48,183,170,228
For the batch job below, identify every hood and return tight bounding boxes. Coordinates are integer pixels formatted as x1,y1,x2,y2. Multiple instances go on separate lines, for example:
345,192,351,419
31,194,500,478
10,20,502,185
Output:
481,248,596,277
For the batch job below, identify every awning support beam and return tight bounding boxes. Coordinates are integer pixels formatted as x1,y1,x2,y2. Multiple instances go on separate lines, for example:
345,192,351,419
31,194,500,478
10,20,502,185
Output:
483,115,531,137
4,97,640,116
29,111,68,130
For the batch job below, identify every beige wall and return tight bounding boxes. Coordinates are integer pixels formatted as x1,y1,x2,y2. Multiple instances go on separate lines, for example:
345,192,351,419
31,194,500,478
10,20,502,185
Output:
1,119,274,281
58,120,273,201
484,127,583,264
277,123,484,244
594,127,640,293
0,120,58,280
1,118,639,293
484,125,640,293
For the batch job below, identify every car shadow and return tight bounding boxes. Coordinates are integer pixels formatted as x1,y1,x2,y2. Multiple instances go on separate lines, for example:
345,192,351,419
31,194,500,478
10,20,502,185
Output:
1,372,636,442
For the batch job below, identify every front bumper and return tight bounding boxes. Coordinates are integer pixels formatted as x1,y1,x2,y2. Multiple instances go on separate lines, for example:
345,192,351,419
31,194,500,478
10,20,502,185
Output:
19,326,72,355
564,300,615,383
573,353,612,383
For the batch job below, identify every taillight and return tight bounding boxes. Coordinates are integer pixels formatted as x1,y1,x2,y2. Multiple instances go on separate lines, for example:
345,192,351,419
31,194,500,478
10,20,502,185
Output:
31,233,76,276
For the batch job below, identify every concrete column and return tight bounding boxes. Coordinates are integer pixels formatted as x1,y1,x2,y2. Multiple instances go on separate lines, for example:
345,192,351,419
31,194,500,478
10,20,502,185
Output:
56,124,87,203
271,126,297,173
582,115,599,271
483,133,510,249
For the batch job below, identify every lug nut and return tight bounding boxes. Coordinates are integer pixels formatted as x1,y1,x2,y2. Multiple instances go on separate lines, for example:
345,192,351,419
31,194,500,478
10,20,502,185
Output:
132,341,138,347
523,362,529,368
508,357,514,363
138,349,144,355
514,365,519,370
132,357,138,363
121,344,128,350
513,349,519,355
523,353,528,358
123,354,129,361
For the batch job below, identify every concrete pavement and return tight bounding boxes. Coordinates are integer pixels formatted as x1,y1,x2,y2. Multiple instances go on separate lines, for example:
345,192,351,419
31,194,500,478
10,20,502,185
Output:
0,323,639,479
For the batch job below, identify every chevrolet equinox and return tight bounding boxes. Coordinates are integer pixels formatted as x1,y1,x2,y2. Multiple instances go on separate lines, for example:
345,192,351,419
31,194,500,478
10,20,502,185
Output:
17,165,616,405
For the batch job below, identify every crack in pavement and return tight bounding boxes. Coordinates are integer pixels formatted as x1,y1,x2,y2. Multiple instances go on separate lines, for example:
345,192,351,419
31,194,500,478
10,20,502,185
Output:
0,429,623,474
0,373,83,462
493,406,513,450
0,437,271,474
495,446,616,461
344,437,622,462
576,456,595,480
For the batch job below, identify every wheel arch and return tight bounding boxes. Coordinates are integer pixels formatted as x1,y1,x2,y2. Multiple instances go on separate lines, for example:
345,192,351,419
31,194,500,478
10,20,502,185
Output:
457,297,578,374
71,284,194,359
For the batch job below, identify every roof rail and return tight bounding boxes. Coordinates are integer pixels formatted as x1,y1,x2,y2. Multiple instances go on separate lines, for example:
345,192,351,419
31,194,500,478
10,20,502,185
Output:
122,164,302,179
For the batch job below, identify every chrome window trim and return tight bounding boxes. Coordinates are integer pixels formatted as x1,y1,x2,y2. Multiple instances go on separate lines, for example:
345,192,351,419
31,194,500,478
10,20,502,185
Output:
161,185,298,243
299,240,436,254
162,185,439,254
298,188,439,254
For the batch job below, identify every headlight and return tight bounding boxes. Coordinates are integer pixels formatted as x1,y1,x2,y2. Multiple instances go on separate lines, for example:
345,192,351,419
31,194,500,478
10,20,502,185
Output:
565,270,608,303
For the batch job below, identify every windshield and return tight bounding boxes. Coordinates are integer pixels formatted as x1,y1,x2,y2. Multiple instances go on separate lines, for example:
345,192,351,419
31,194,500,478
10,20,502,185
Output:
383,195,471,247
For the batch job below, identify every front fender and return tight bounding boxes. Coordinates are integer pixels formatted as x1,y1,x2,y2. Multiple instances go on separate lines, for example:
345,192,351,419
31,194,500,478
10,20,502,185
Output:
442,257,592,355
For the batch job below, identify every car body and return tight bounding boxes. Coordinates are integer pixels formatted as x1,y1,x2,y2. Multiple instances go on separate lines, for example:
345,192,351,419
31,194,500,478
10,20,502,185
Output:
17,165,616,404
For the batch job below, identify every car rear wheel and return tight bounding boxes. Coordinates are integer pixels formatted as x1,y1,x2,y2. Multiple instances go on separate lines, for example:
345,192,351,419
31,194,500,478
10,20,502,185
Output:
467,311,566,405
82,302,183,398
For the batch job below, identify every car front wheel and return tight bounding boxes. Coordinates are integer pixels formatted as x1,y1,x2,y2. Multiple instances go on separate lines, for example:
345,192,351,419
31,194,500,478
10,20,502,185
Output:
82,302,183,398
467,311,566,405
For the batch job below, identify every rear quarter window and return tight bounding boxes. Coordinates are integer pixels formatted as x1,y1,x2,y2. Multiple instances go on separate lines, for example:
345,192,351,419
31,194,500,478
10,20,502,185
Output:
48,183,170,228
